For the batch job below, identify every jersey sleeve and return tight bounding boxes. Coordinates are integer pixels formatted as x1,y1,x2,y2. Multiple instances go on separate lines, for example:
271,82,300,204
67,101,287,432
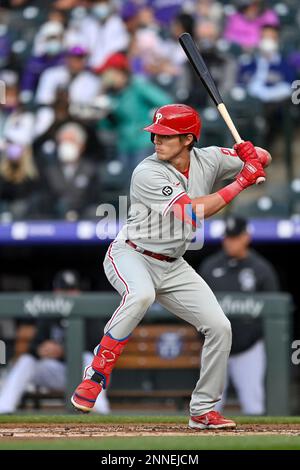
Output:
210,146,244,181
132,169,187,216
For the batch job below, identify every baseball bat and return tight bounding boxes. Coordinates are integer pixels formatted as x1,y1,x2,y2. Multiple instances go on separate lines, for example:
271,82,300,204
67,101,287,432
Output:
179,32,265,184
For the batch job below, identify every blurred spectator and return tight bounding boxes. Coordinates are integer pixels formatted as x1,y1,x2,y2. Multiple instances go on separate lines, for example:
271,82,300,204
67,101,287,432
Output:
68,0,129,69
47,8,68,24
0,119,41,220
34,87,72,139
0,69,21,138
34,87,105,167
238,25,297,103
1,0,40,7
32,20,65,57
224,0,279,50
20,21,65,103
194,0,224,26
164,12,195,72
129,17,167,81
237,24,297,145
128,8,190,90
181,19,237,107
0,269,110,415
96,52,171,175
0,12,12,69
41,122,100,219
198,216,279,415
0,2,52,74
288,51,300,78
35,43,101,106
120,0,142,36
143,0,192,26
52,0,83,10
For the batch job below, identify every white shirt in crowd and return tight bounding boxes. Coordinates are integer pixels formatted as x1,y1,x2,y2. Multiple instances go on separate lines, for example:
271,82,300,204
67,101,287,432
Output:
35,65,101,105
71,14,129,69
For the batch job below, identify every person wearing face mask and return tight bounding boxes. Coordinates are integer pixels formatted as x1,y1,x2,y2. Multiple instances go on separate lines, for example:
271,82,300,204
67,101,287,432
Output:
68,0,129,70
237,25,297,147
224,0,279,51
95,52,171,178
20,21,66,103
41,122,100,219
0,129,41,220
238,25,297,104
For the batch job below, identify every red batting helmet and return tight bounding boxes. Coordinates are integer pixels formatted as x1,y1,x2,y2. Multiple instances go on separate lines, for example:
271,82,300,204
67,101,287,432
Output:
143,104,201,141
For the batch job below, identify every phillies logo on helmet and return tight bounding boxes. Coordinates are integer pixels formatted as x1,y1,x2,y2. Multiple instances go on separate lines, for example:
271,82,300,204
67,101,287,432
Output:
155,112,163,124
144,104,202,141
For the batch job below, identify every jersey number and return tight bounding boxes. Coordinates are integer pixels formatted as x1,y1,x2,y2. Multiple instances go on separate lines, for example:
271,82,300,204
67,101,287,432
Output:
221,148,238,157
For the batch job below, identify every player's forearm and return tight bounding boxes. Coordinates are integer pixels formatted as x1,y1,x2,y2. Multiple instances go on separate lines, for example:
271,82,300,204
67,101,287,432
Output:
191,192,228,219
175,157,266,223
191,179,249,219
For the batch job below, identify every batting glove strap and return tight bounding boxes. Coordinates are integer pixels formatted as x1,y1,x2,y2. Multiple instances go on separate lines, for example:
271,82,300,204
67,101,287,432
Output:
236,160,266,189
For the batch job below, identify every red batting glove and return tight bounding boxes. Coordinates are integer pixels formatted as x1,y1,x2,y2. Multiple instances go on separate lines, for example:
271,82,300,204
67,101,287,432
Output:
236,160,266,189
234,141,258,163
218,159,266,204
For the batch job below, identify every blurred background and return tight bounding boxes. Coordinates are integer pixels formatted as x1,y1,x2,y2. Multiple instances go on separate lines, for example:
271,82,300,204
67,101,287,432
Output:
0,0,299,416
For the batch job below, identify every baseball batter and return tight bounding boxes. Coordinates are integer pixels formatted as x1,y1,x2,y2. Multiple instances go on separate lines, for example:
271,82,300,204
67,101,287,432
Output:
71,104,269,429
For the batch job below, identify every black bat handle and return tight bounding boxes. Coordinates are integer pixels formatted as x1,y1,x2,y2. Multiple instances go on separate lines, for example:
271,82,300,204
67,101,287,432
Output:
179,32,223,106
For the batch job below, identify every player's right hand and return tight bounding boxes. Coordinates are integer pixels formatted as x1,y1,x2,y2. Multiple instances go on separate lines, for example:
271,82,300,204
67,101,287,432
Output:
236,160,266,189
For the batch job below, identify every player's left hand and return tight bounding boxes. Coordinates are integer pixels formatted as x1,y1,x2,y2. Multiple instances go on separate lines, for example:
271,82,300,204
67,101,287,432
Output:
234,141,257,162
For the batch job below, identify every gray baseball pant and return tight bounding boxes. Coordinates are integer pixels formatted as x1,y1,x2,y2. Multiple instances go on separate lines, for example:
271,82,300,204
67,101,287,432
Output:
103,239,232,415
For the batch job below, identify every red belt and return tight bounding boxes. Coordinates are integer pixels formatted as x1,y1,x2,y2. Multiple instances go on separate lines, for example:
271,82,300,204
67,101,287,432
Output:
126,240,177,263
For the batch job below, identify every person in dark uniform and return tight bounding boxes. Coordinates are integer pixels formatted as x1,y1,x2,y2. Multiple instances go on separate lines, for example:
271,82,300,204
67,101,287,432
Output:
0,270,110,414
198,215,279,415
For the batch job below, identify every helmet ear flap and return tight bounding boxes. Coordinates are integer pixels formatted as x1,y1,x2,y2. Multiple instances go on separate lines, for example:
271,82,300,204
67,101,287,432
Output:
151,133,155,143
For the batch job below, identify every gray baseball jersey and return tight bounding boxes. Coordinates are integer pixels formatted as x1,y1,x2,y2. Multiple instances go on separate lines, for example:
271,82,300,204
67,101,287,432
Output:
117,146,243,256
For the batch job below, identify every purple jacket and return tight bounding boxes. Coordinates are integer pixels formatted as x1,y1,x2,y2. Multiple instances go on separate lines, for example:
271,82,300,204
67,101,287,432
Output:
21,53,66,94
145,0,183,25
224,10,279,49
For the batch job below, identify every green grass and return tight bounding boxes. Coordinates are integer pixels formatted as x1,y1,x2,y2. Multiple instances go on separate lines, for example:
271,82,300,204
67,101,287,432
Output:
0,436,300,450
0,414,300,425
0,415,300,450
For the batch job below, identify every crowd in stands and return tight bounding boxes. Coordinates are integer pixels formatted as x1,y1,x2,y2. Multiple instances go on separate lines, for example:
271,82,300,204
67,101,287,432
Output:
0,0,299,220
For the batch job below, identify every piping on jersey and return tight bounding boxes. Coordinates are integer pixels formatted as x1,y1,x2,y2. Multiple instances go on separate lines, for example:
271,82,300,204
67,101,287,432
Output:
162,191,186,217
106,241,130,331
163,192,198,228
